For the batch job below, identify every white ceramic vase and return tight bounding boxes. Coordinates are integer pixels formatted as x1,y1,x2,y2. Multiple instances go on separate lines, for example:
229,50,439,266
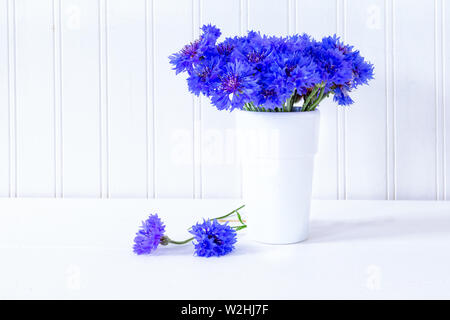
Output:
236,110,320,244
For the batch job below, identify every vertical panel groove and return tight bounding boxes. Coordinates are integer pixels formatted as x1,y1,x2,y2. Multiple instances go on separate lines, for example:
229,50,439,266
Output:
287,0,290,34
192,0,195,199
52,0,63,198
144,0,149,198
144,0,157,199
240,0,248,35
434,0,445,200
385,0,389,200
151,0,156,198
443,0,447,200
392,0,397,199
145,0,156,198
288,0,296,35
385,0,394,200
336,0,341,199
343,0,348,200
336,0,347,200
192,0,202,199
434,0,439,200
98,0,109,198
336,0,341,200
144,0,157,198
239,0,249,199
198,0,203,198
6,0,17,198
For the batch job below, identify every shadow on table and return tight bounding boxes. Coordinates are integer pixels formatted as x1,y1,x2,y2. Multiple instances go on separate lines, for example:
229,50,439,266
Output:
151,244,194,256
308,215,450,243
150,235,264,257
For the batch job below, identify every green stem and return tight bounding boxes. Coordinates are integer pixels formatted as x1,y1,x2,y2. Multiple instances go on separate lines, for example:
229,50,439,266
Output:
210,204,246,221
187,205,245,231
251,102,260,112
312,91,330,111
308,86,326,111
302,85,320,111
289,89,297,112
283,90,297,112
171,205,247,245
285,98,291,112
168,237,194,245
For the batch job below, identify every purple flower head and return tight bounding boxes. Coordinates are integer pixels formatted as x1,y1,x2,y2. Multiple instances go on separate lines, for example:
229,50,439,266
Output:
289,33,312,51
187,56,221,96
320,35,374,88
200,24,221,46
169,25,222,75
190,219,237,257
169,40,203,74
306,40,353,88
217,43,234,57
133,214,166,255
211,61,259,111
333,85,354,106
348,51,374,88
256,87,286,110
283,53,320,93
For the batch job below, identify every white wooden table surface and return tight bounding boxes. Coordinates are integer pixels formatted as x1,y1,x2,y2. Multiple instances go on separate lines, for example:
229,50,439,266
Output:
1,199,449,300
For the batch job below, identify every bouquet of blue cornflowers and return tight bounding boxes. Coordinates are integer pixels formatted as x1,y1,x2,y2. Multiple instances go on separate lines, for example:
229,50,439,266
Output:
169,25,374,112
133,205,246,257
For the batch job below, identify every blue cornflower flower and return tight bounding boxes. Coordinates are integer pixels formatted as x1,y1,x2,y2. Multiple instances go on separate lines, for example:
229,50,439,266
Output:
169,25,221,75
190,219,237,257
308,42,353,87
348,52,374,88
333,85,354,106
320,35,374,89
256,87,286,110
289,33,312,51
217,41,235,57
169,40,203,74
200,24,221,46
187,57,222,96
133,214,166,255
234,31,272,65
283,53,320,93
211,61,259,111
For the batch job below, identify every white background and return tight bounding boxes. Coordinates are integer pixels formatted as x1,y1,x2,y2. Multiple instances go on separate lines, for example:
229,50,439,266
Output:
0,0,448,200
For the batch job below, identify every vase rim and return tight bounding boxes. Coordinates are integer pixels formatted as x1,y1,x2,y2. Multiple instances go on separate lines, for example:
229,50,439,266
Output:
237,109,320,117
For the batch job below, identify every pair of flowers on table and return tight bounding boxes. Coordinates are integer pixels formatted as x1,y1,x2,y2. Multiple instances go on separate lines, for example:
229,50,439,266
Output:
133,205,246,257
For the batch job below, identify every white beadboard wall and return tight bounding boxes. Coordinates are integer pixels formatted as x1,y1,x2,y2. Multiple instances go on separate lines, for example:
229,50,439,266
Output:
0,0,448,200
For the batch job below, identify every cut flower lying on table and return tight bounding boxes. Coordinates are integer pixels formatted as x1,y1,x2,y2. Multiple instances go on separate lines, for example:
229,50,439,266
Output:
133,205,246,257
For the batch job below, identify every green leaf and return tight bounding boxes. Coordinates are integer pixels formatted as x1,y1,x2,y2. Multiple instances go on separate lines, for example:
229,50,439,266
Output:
236,211,245,225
